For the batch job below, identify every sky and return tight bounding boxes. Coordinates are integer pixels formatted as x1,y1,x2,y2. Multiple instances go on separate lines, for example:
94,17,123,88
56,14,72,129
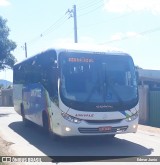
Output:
1,0,160,82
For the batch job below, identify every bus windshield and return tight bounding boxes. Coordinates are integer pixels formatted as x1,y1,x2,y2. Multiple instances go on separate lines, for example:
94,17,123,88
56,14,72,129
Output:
59,52,138,111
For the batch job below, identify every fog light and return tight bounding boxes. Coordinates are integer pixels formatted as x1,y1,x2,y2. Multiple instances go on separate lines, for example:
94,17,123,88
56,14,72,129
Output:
133,125,137,129
65,127,71,132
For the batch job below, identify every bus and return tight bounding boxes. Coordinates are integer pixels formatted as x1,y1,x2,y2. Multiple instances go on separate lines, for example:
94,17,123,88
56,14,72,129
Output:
13,45,139,138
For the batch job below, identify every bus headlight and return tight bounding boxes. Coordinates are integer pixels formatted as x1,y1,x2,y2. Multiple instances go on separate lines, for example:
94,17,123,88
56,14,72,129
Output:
61,112,82,124
125,113,138,122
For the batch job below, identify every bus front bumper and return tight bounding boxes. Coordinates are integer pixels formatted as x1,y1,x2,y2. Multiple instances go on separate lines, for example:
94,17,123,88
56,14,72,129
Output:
54,117,139,137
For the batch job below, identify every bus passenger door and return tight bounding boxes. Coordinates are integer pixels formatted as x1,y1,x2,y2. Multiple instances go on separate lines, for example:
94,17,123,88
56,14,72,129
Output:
22,83,46,126
22,86,32,120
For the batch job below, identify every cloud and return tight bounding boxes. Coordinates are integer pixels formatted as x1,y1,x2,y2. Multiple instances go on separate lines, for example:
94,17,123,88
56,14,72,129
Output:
104,0,160,14
52,38,73,47
110,31,144,41
126,32,144,38
0,0,10,6
110,32,124,41
52,36,96,47
79,36,96,44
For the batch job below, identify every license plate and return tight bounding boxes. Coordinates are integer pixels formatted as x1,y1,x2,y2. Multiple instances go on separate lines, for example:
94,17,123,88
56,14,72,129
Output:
99,126,112,132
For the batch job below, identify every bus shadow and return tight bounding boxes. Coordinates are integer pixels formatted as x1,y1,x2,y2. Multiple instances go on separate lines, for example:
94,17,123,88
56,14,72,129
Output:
9,121,153,161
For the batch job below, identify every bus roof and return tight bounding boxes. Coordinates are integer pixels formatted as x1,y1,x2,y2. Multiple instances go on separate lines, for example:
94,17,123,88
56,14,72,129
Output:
14,44,130,66
54,43,126,54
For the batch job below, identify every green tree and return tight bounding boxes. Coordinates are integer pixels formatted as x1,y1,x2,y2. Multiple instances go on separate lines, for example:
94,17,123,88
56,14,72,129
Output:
0,16,17,70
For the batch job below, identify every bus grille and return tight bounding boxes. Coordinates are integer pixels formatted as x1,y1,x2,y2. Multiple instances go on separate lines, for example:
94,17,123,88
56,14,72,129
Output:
84,119,123,124
78,126,128,134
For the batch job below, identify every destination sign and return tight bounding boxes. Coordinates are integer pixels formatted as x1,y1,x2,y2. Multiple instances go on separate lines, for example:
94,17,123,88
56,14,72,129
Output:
68,57,94,63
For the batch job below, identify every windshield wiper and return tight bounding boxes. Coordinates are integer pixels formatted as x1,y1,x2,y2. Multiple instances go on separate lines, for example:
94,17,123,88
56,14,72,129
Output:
85,78,124,107
85,78,102,102
104,62,124,106
107,79,124,106
85,63,124,106
85,67,105,102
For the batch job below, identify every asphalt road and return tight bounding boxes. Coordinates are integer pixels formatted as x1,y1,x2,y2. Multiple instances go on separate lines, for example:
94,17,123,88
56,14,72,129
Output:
0,107,160,164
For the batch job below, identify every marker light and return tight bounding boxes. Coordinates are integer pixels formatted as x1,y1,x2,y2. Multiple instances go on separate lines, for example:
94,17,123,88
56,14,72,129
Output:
125,113,138,122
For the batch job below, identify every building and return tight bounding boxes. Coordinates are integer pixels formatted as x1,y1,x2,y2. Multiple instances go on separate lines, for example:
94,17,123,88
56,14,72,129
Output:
138,69,160,127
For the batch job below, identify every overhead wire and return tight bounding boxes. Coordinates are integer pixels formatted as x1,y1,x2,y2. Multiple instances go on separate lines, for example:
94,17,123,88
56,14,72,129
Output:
78,0,103,11
99,26,160,45
26,14,69,46
79,12,133,30
40,15,68,37
25,1,104,46
24,0,144,48
78,3,103,17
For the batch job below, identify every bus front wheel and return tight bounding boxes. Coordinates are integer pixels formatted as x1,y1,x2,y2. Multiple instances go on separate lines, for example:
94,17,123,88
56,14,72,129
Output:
42,112,59,141
42,112,50,132
21,105,30,126
107,134,116,139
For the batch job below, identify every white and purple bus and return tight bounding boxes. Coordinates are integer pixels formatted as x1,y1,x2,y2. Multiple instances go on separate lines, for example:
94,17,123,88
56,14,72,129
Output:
13,45,139,138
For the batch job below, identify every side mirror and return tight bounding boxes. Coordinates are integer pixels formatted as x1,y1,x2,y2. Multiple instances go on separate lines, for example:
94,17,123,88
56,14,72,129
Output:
135,68,139,84
53,60,58,68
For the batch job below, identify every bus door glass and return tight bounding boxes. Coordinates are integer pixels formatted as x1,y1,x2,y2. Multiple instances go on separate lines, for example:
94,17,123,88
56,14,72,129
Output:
23,83,46,121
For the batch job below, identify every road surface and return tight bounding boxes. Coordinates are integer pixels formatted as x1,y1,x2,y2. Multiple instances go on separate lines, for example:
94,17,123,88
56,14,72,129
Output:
0,107,160,164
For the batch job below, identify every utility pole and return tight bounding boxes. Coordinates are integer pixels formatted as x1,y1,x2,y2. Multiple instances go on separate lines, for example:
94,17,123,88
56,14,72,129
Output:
24,42,28,58
66,5,78,43
73,5,78,43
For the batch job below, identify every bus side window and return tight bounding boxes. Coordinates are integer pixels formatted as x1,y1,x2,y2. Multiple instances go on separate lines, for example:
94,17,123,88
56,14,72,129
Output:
14,66,25,84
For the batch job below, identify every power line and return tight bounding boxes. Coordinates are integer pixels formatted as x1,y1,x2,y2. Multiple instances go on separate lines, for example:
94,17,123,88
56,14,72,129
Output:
27,14,68,45
20,14,69,58
78,0,103,11
79,12,133,30
25,1,103,46
40,15,68,37
76,0,103,17
78,4,103,17
100,26,160,45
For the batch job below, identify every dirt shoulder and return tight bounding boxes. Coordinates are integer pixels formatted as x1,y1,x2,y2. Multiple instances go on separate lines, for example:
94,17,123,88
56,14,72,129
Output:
0,136,15,156
0,136,18,165
138,124,160,134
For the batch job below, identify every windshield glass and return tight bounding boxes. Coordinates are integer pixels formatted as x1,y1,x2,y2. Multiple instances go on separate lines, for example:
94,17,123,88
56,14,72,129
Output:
59,52,138,111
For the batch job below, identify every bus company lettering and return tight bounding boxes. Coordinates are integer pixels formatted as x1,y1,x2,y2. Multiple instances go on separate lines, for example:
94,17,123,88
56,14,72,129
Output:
31,89,41,98
96,105,113,109
75,114,94,117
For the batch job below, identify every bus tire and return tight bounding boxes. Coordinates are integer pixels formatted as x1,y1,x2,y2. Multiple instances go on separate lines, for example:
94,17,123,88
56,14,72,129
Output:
107,134,116,139
42,112,50,133
42,112,59,141
49,131,60,141
21,104,30,127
